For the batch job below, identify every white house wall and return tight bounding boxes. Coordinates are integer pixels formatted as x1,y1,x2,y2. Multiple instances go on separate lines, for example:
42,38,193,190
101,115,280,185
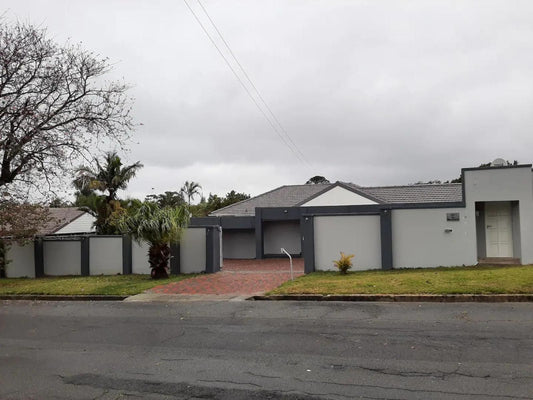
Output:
392,208,475,268
223,230,255,259
6,243,35,278
314,215,381,271
54,213,96,234
43,241,81,275
263,221,301,255
301,186,377,206
89,237,122,275
464,166,533,263
180,228,206,273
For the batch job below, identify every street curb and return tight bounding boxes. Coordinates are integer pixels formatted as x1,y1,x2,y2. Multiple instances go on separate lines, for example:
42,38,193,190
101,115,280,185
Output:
0,294,128,301
250,294,533,302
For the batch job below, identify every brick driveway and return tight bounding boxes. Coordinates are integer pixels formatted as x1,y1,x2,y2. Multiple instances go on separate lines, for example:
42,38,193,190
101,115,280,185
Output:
150,258,304,296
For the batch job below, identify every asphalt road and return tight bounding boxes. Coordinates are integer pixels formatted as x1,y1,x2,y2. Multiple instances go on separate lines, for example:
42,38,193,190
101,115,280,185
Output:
0,300,532,400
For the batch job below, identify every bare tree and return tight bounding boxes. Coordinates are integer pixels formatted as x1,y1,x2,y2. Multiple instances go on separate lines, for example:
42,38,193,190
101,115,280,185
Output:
0,21,134,195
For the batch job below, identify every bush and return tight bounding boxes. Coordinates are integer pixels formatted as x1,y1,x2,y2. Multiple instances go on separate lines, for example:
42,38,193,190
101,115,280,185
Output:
333,252,354,274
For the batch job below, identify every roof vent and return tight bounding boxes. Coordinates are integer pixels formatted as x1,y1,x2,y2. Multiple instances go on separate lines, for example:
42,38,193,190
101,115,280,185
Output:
490,158,507,167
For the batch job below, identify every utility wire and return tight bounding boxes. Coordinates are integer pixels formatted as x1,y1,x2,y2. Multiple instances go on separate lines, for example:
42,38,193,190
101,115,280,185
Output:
194,0,311,167
183,0,311,168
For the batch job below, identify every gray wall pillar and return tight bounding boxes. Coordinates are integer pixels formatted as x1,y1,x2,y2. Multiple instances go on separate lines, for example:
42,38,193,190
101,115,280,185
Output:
380,209,393,270
302,216,315,274
255,209,264,259
34,238,44,278
80,237,90,276
122,235,132,275
205,227,221,273
170,243,180,275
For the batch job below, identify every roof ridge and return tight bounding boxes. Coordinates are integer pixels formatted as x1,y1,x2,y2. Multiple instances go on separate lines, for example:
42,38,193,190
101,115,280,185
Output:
362,183,462,189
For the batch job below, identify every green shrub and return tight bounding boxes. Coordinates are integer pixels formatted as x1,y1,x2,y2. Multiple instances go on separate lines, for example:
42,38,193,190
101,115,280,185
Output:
333,252,354,274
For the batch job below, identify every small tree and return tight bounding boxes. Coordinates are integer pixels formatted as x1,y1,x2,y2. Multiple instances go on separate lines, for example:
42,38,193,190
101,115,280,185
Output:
181,181,202,206
306,176,330,184
120,203,189,279
333,252,354,275
74,151,143,234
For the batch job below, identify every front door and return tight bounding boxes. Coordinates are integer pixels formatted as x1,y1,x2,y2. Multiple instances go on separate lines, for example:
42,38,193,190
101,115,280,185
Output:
485,202,513,258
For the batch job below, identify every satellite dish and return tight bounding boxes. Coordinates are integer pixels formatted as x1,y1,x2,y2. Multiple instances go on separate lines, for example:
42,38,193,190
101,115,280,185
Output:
491,158,507,167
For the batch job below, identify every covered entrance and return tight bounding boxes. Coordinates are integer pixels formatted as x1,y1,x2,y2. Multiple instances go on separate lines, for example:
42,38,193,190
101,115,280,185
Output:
476,201,521,263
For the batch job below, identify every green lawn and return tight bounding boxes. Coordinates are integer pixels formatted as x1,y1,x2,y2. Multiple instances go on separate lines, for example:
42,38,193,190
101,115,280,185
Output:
0,274,196,296
269,265,533,295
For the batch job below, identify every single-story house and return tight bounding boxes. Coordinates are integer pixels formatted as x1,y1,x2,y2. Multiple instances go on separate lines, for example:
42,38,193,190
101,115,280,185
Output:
191,162,533,273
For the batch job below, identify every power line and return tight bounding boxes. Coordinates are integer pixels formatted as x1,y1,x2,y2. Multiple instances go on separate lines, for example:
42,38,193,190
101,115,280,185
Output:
182,0,311,169
194,0,311,167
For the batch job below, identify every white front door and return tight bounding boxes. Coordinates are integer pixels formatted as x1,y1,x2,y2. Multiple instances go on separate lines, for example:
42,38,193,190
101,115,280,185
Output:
485,202,513,258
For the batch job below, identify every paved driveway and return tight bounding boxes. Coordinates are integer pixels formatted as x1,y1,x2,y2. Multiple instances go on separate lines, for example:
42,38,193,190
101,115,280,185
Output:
150,258,304,296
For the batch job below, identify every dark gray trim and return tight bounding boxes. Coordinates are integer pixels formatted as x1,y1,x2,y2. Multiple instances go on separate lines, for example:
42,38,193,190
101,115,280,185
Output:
301,216,315,274
80,237,89,276
255,209,263,259
122,235,132,275
380,209,393,270
205,227,221,273
34,238,44,278
170,243,180,275
190,216,254,230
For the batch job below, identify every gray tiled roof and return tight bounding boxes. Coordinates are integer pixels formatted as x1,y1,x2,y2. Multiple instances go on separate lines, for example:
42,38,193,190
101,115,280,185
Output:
210,182,463,216
210,184,330,216
352,183,462,204
39,208,87,235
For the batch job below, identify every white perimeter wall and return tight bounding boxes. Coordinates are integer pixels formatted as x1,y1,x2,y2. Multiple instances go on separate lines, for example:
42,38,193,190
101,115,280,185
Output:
89,237,122,275
44,241,81,276
263,221,301,255
132,240,150,274
223,230,255,259
180,228,206,273
6,243,35,278
392,208,475,268
314,215,381,271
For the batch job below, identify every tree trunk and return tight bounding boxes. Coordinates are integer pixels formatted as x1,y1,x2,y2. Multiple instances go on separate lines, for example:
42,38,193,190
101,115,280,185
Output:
148,242,170,279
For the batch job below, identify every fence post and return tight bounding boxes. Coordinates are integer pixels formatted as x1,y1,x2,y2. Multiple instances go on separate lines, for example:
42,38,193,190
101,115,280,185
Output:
122,235,133,275
80,237,90,276
34,238,44,277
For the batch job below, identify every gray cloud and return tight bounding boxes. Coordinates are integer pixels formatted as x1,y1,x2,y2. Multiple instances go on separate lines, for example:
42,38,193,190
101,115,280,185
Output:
4,0,533,198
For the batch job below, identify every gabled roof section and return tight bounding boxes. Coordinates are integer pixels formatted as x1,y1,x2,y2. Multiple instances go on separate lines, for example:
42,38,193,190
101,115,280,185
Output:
357,183,462,204
38,208,88,235
297,182,383,206
209,182,463,217
209,184,330,216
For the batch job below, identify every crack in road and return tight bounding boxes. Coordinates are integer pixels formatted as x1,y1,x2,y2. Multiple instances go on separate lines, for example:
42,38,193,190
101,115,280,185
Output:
292,376,531,399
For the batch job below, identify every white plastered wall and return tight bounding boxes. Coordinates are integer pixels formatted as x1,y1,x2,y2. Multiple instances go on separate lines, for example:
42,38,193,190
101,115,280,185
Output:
55,213,96,234
314,215,381,271
89,237,122,275
6,243,35,278
43,241,81,275
392,208,474,268
132,240,150,274
301,186,377,206
180,227,206,273
464,166,533,263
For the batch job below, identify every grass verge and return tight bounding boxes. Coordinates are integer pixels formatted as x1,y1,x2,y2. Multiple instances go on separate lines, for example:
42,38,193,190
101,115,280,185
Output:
0,274,196,296
268,265,533,295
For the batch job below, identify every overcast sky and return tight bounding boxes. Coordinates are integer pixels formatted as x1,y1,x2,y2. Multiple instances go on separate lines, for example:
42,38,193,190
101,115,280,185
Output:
4,1,533,200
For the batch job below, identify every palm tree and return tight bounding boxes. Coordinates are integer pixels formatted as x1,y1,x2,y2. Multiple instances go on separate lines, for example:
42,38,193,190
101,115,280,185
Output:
181,181,202,206
75,152,143,234
120,203,189,279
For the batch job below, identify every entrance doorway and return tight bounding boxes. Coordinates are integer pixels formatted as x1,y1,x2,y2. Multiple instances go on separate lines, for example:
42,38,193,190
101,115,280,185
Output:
485,202,513,258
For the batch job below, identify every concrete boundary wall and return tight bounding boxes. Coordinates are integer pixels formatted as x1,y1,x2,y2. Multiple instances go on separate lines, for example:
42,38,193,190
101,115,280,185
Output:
6,226,221,278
